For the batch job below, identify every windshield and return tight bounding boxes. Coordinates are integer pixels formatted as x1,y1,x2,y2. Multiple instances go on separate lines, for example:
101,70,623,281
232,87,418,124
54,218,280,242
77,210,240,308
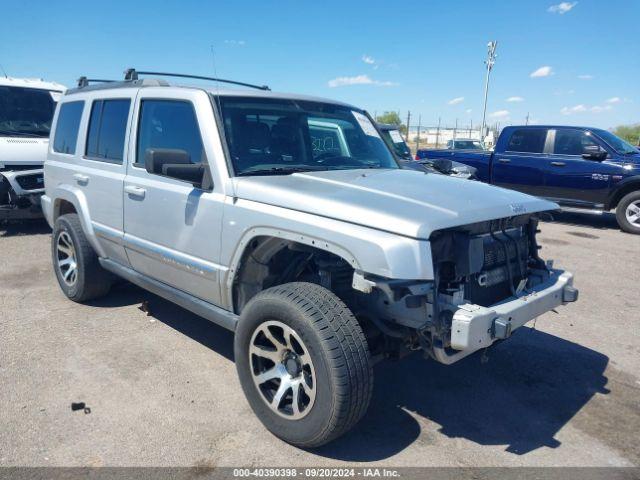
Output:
216,96,398,175
379,128,411,159
0,86,59,137
593,129,638,155
454,140,484,150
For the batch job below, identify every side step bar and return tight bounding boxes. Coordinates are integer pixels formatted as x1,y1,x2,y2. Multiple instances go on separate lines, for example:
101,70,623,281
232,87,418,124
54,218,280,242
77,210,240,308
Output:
99,258,238,332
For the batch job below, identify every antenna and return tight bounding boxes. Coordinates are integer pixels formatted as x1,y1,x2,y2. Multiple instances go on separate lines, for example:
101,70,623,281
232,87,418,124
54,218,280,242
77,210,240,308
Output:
124,68,270,91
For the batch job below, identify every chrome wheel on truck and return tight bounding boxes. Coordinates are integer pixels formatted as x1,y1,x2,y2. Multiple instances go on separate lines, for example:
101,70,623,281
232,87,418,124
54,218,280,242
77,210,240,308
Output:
616,191,640,235
55,231,78,286
250,320,317,420
234,282,373,448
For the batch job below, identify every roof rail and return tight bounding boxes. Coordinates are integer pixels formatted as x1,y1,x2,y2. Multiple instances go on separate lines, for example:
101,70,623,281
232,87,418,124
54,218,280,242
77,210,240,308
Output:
123,68,270,91
77,76,116,88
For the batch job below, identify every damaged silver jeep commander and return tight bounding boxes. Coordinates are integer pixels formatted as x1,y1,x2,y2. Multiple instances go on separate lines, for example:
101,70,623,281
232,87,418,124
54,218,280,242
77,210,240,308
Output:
43,69,578,448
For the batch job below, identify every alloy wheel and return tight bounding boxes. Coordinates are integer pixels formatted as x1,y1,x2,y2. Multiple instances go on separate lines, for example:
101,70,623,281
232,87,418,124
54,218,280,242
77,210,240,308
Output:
249,320,316,420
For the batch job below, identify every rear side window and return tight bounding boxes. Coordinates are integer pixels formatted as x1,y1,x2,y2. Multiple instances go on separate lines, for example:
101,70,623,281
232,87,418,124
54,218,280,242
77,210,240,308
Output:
506,129,547,154
86,99,131,162
53,101,84,154
136,100,204,166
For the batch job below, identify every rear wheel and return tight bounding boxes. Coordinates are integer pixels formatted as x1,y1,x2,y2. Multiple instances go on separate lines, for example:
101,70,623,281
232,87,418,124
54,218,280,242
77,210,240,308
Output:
234,282,373,447
615,191,640,234
52,214,113,302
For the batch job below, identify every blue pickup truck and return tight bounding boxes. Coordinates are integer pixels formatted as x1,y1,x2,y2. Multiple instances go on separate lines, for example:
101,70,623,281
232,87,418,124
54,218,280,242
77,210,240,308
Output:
416,125,640,234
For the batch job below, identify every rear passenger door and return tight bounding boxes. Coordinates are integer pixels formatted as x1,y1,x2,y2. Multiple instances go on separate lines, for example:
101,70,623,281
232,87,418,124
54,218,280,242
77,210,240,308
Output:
491,128,548,196
123,88,226,306
50,94,134,267
542,128,614,207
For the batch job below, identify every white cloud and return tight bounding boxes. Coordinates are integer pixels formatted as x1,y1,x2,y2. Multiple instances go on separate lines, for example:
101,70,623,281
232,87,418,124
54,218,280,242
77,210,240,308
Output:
490,110,510,118
448,96,464,105
590,105,613,113
327,74,398,88
530,66,554,78
362,55,375,65
548,2,578,14
578,74,593,80
606,97,621,104
560,103,612,115
506,96,524,102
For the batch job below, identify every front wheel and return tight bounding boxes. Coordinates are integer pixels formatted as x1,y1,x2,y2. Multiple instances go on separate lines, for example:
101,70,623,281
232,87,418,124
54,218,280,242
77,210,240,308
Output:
615,191,640,234
234,282,373,448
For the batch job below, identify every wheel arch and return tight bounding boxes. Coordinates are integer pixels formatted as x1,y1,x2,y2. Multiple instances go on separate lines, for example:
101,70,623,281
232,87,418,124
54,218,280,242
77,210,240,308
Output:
606,176,640,210
225,229,361,314
51,185,105,257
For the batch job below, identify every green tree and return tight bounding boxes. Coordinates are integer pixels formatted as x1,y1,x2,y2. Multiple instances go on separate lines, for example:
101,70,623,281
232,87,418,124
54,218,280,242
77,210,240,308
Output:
375,111,407,135
613,123,640,145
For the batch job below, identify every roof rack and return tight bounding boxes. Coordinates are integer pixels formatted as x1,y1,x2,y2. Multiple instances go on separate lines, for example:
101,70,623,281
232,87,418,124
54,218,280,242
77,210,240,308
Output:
77,76,116,88
123,68,270,91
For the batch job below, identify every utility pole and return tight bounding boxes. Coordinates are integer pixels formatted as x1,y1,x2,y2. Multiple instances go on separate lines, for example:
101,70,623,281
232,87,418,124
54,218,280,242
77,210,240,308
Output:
416,115,422,152
405,111,411,142
480,41,498,143
435,117,441,148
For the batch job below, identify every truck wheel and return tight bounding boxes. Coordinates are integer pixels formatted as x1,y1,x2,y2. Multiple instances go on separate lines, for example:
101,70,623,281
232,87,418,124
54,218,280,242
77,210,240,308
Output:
52,213,112,302
615,191,640,234
234,282,372,448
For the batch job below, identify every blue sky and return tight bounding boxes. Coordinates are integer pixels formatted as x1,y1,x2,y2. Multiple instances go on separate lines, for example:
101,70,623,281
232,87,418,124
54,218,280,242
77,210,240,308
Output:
1,0,637,129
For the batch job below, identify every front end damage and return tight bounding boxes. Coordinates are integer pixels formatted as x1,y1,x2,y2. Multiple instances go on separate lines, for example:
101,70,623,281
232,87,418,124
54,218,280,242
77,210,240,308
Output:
353,214,578,364
0,165,45,220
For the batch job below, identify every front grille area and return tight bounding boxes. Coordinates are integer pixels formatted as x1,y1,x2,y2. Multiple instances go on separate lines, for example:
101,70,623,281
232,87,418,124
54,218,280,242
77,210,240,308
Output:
466,229,531,306
15,173,44,191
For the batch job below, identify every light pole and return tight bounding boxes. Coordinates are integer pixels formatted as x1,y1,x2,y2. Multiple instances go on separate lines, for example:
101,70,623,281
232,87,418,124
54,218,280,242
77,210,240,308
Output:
480,41,498,143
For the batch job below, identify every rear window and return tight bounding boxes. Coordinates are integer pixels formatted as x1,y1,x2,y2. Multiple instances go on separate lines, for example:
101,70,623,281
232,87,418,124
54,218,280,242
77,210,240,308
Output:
506,129,547,154
53,101,84,154
85,99,131,162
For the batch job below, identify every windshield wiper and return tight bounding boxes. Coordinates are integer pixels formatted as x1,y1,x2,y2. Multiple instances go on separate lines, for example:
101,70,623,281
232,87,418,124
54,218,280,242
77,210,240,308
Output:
237,166,329,176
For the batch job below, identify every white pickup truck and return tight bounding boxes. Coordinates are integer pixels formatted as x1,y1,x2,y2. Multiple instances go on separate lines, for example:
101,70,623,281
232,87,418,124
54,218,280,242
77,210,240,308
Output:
0,76,65,220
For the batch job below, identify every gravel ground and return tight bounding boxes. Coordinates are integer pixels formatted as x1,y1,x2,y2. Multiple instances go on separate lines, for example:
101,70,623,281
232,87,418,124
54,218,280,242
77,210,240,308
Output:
1,212,639,468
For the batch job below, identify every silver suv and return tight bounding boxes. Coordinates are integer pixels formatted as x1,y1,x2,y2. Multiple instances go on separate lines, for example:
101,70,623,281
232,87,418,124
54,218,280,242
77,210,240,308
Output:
43,69,578,447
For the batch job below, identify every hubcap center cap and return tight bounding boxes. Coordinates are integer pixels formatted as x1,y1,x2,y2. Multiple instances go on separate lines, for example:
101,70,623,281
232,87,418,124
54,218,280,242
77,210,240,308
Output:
284,354,301,377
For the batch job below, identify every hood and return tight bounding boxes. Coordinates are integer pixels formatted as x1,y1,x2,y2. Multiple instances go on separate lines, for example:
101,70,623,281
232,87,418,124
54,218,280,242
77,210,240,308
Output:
234,169,558,239
0,137,49,167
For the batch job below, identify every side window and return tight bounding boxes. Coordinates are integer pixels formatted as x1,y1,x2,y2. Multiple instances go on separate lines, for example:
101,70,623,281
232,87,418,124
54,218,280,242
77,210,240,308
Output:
136,100,204,167
85,99,131,162
53,101,84,154
506,129,547,154
553,129,599,156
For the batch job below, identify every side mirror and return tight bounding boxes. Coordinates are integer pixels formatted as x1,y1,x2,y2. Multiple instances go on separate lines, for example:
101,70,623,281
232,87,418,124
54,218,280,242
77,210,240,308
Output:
433,158,453,173
144,148,204,187
581,145,608,161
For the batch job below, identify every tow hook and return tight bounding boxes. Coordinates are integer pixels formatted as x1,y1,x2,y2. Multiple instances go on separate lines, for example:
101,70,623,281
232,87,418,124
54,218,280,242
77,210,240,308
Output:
563,286,579,303
491,317,512,340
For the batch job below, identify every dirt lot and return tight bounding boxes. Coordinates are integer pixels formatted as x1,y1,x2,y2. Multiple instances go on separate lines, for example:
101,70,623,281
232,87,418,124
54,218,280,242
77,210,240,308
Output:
1,212,639,468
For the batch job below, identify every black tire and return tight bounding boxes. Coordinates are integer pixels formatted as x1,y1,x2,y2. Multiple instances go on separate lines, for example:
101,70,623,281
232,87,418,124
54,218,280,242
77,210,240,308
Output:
234,282,373,448
615,191,640,234
52,213,112,302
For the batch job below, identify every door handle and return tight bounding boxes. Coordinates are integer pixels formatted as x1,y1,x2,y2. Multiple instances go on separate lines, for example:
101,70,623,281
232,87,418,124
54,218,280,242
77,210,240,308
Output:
124,185,146,199
551,161,566,167
73,173,89,185
497,158,511,163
